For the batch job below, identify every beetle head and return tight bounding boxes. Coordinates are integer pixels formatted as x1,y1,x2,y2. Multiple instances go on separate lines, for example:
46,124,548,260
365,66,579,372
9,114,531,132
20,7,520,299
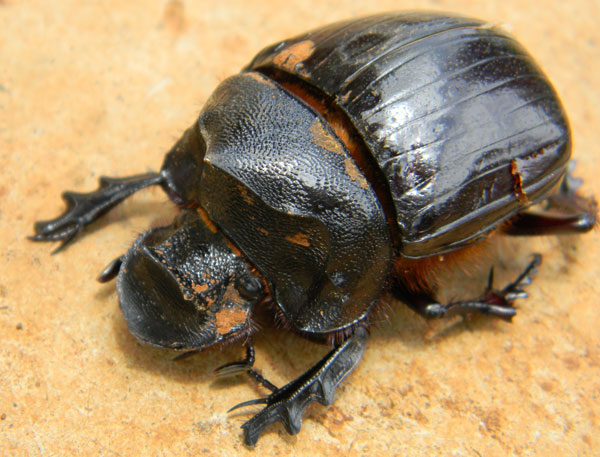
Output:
116,210,265,350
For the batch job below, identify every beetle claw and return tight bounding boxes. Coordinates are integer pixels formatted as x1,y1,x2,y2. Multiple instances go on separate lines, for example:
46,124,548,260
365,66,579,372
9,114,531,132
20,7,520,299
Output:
215,342,279,392
30,173,163,250
413,254,542,322
478,254,542,320
480,304,517,322
215,361,252,377
500,254,542,297
228,397,269,413
504,291,529,301
233,327,368,446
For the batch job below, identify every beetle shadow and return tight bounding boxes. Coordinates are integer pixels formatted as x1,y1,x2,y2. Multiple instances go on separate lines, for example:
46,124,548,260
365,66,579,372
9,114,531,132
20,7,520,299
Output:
104,250,529,385
108,301,240,385
105,282,329,391
97,230,590,447
368,296,512,351
101,245,547,445
107,300,374,444
555,234,589,271
375,242,549,347
369,232,590,347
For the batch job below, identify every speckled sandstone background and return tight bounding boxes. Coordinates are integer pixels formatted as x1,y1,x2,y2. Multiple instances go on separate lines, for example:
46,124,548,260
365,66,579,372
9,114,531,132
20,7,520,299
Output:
1,0,599,456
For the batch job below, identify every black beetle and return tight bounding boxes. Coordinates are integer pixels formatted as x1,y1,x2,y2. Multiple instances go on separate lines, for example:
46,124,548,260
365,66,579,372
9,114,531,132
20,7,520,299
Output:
31,12,596,445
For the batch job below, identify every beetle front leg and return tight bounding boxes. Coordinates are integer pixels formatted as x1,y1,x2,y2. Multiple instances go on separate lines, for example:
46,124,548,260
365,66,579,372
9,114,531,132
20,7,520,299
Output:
30,173,164,252
395,254,541,322
227,326,368,446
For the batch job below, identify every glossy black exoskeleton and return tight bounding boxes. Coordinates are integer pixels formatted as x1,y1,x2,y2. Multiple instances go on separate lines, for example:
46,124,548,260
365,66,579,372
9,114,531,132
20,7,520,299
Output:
31,13,596,445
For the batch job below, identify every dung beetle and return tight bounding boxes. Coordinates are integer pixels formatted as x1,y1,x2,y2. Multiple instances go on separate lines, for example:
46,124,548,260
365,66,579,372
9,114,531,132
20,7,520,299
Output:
31,12,596,445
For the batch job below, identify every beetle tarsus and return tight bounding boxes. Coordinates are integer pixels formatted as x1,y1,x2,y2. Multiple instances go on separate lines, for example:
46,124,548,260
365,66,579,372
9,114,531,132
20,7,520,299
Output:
245,369,279,393
475,254,542,320
401,254,542,322
215,343,256,376
422,300,517,321
449,254,541,321
494,253,541,301
215,361,252,377
231,326,368,446
30,173,163,250
216,362,278,392
215,343,279,392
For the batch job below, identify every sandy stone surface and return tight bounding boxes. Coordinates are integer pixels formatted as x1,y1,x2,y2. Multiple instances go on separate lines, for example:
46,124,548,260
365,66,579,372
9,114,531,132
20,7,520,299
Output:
1,0,599,456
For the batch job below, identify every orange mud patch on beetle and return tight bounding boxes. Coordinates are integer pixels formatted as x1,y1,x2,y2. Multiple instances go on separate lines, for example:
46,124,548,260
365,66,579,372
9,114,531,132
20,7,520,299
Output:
237,183,255,205
245,71,269,83
278,77,363,166
198,205,245,259
285,232,310,247
309,119,346,156
225,238,244,259
196,207,219,233
308,119,370,189
344,157,369,190
215,282,249,335
192,283,209,294
272,40,315,74
510,158,530,205
215,306,247,335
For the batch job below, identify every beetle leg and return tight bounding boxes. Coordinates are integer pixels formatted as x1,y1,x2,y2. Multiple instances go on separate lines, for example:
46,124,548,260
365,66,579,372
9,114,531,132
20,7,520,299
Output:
30,173,163,253
396,255,541,322
506,161,597,236
215,342,278,392
228,326,368,446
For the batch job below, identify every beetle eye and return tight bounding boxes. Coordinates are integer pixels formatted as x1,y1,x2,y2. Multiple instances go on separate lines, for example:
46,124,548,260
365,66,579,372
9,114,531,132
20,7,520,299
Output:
235,274,264,300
